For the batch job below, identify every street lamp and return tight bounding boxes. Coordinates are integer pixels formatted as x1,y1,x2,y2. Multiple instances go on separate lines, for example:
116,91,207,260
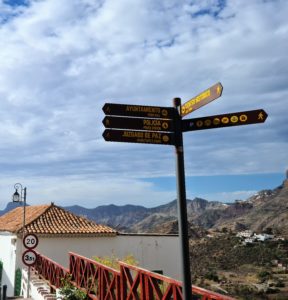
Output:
12,183,29,297
12,183,27,235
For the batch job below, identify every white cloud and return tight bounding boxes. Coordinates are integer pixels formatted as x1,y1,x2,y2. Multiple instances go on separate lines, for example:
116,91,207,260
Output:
0,0,287,207
0,175,175,209
198,190,258,203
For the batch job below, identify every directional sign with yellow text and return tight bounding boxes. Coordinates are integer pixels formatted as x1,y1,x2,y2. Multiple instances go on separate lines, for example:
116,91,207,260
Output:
103,103,175,119
181,82,223,117
181,109,268,132
103,129,175,145
102,116,174,132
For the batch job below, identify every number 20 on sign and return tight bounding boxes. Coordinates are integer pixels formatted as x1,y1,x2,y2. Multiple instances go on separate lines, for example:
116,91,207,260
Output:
23,233,39,250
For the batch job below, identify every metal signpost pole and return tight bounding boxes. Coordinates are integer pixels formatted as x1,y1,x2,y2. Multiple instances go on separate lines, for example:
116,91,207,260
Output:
23,187,30,298
173,98,192,300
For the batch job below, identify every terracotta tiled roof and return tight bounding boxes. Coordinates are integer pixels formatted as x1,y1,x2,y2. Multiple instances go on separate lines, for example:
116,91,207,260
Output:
0,203,116,236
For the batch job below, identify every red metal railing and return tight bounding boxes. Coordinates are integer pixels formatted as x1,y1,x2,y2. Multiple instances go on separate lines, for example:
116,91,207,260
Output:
69,252,121,300
33,251,235,300
119,262,234,300
34,252,69,289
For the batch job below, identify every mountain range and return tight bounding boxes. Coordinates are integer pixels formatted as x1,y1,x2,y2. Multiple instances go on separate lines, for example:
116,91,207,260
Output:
1,179,287,236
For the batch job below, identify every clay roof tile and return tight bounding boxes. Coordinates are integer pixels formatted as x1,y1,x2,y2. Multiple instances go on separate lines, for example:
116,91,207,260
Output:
0,203,116,236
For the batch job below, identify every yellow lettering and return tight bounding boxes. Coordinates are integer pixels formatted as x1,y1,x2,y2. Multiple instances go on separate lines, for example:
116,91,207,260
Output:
123,131,144,138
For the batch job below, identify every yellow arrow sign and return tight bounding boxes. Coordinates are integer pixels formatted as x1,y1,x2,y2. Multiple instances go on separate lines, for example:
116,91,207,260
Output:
181,82,223,117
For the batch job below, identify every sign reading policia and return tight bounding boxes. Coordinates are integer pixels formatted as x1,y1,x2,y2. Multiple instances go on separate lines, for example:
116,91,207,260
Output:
102,82,268,300
102,83,267,145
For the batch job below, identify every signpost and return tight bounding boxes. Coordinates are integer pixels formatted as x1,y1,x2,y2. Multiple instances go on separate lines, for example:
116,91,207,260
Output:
102,103,175,119
182,109,268,132
22,233,39,297
103,129,175,145
181,82,223,117
102,116,174,132
102,83,268,300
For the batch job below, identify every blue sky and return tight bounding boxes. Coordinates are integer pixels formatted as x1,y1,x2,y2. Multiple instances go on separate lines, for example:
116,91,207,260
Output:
0,0,287,209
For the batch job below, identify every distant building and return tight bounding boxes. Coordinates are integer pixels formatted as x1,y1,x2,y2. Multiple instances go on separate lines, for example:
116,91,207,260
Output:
254,233,274,242
236,230,254,238
243,237,256,244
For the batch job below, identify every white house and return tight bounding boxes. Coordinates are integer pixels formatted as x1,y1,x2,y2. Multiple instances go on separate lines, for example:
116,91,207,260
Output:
254,233,274,242
236,230,254,238
0,203,180,297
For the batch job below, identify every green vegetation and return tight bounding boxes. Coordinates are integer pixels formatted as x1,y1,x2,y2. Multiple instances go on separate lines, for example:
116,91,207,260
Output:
14,268,22,296
190,234,288,299
59,275,87,300
93,254,138,270
258,270,271,283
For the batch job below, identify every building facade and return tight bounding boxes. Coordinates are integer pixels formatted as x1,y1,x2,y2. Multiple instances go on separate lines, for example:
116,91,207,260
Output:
0,203,179,296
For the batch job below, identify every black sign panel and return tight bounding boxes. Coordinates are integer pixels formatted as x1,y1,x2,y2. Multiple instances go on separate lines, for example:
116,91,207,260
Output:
102,116,174,132
102,103,175,119
182,109,268,132
102,129,175,145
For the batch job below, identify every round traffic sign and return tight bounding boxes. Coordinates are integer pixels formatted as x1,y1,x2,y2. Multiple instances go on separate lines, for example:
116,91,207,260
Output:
23,233,38,249
22,249,37,266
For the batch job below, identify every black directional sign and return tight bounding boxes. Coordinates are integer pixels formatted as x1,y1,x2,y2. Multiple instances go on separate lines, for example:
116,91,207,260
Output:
102,92,268,300
102,103,175,119
103,129,175,145
102,116,174,132
182,109,268,132
181,82,223,117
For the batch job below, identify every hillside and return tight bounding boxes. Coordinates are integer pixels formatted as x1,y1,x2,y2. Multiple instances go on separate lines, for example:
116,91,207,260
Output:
64,197,226,233
64,204,149,230
1,179,287,236
210,180,288,235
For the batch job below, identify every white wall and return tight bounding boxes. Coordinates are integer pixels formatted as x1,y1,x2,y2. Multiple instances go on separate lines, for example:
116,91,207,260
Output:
35,234,181,279
0,233,18,296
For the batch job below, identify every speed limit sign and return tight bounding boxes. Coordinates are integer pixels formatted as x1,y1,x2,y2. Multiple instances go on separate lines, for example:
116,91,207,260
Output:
22,249,37,266
23,233,38,249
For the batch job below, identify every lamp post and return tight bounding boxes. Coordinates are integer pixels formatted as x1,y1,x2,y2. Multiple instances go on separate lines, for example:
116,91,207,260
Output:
12,183,28,297
12,183,27,235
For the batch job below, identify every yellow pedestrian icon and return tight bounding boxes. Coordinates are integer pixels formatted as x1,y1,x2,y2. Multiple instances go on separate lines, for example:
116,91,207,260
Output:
258,112,264,120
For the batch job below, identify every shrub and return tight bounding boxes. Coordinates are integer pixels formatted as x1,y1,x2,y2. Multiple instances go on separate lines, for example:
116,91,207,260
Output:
204,270,219,282
58,275,87,300
257,270,271,282
14,268,22,296
93,254,138,270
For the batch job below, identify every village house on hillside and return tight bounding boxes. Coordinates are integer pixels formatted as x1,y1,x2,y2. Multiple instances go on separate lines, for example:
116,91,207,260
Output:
0,203,179,297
